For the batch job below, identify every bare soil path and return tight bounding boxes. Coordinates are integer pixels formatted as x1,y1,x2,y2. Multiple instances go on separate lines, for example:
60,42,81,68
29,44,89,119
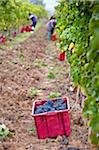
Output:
0,26,91,150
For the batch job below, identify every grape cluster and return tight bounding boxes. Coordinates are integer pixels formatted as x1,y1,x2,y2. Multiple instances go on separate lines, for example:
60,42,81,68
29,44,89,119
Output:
35,99,68,114
66,148,80,150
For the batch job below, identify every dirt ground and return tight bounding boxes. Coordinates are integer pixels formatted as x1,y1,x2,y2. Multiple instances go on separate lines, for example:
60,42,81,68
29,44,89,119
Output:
0,26,91,150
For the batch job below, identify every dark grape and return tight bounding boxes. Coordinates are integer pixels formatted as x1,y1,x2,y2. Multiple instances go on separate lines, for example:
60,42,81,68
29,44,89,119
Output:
44,100,53,107
53,98,64,109
34,99,67,114
35,106,44,114
66,148,80,150
43,105,53,112
56,103,67,110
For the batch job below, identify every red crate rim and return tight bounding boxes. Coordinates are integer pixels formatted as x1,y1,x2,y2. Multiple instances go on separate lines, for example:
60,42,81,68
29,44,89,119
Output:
32,97,70,117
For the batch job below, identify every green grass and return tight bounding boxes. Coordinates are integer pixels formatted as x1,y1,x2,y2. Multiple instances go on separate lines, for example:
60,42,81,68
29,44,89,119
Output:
34,59,48,68
41,62,48,67
48,92,62,98
28,87,40,98
0,124,11,138
8,32,31,48
47,72,55,79
18,51,25,62
28,127,35,133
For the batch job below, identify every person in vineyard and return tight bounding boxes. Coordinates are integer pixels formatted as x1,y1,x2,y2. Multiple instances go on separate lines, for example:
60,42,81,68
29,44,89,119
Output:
46,16,56,40
28,13,37,31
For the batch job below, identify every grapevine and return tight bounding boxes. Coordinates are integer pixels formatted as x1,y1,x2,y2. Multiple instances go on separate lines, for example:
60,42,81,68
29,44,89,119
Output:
55,0,99,146
0,0,47,36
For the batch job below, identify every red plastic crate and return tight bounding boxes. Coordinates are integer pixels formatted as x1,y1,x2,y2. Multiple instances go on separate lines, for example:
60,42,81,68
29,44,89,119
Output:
32,97,71,139
25,25,32,32
21,25,32,33
51,34,57,41
58,51,66,61
0,36,6,44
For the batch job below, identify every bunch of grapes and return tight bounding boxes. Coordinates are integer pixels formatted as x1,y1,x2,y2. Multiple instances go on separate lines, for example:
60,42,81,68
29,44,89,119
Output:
35,99,68,114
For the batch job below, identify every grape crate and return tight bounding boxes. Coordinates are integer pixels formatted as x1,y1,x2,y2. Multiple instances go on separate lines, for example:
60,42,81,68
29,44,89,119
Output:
32,97,71,139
